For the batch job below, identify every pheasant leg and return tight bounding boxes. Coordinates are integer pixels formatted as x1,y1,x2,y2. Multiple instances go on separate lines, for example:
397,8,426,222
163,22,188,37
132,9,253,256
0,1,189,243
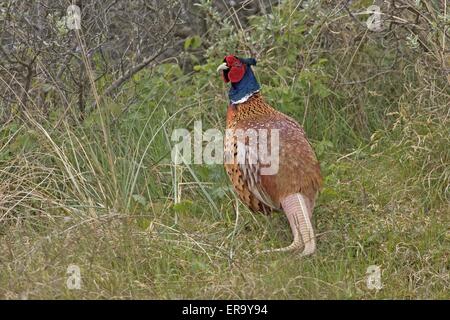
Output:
260,193,316,256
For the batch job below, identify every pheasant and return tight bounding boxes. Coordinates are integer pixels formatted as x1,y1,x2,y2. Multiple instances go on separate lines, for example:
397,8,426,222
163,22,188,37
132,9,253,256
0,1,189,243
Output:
217,55,322,255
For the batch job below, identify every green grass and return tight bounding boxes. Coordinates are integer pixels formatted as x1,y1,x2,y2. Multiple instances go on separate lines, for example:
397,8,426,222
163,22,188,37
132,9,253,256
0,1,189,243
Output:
0,149,448,299
0,87,448,298
0,0,449,299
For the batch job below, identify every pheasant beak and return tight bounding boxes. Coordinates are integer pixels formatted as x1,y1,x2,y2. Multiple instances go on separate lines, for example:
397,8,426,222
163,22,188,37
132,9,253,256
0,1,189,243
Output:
216,62,229,72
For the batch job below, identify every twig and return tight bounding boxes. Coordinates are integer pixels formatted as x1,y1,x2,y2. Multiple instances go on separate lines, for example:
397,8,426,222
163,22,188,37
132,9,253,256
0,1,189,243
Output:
102,5,183,97
103,46,167,97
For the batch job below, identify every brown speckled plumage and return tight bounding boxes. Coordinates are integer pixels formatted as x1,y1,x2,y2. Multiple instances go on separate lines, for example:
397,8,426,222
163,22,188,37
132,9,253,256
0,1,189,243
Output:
225,93,322,208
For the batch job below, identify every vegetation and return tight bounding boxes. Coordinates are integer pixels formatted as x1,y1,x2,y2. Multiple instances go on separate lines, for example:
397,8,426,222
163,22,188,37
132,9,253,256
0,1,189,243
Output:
0,0,448,299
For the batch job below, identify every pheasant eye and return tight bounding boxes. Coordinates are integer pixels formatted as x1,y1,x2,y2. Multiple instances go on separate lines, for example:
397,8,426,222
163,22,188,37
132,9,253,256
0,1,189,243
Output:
223,68,230,82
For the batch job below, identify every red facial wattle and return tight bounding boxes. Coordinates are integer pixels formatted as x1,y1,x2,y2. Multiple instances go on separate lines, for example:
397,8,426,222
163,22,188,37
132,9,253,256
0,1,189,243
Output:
222,55,246,83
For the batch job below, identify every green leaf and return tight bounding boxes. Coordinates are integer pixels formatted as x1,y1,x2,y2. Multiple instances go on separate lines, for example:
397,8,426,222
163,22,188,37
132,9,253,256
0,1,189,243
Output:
313,82,331,98
137,217,151,230
184,35,202,50
173,200,193,213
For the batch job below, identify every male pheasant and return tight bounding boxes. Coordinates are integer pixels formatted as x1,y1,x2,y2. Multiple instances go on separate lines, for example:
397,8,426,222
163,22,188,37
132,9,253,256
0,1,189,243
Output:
217,55,322,255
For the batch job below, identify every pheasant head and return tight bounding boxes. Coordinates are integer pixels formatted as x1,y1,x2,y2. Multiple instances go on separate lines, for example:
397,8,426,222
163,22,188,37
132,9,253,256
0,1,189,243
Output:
217,55,260,104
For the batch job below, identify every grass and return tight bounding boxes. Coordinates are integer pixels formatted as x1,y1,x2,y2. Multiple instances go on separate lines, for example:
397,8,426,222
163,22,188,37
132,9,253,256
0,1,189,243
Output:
0,92,448,299
0,0,449,299
0,154,448,299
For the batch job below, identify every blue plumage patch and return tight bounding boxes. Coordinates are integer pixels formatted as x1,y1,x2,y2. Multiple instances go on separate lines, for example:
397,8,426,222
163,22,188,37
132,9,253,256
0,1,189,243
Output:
228,58,260,104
